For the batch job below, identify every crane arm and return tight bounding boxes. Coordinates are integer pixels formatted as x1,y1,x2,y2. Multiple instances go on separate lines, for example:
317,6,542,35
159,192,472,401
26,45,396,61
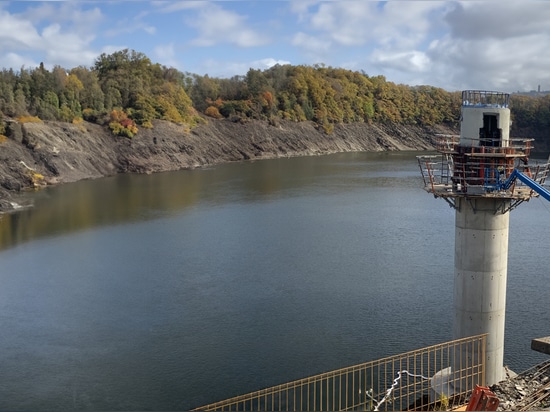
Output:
502,169,550,202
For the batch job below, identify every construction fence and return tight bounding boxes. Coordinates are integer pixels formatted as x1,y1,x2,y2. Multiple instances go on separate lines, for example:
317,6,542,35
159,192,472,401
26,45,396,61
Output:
193,334,487,411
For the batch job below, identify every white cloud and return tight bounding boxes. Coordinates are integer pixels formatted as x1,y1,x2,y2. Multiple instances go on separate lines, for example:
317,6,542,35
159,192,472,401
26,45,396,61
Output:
309,2,378,46
153,43,180,68
251,57,292,70
0,4,102,70
1,52,37,70
371,49,430,73
372,2,443,49
194,56,292,78
0,10,41,50
19,2,103,37
104,10,156,37
288,0,319,22
291,31,331,55
425,2,550,92
186,3,269,47
287,1,444,73
445,2,550,41
152,1,206,13
40,23,98,68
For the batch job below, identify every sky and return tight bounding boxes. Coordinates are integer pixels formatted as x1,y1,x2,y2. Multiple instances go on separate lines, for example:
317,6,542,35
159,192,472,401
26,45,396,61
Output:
0,1,549,93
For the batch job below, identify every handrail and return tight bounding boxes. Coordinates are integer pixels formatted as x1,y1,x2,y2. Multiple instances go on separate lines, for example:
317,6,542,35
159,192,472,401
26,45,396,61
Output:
193,335,487,411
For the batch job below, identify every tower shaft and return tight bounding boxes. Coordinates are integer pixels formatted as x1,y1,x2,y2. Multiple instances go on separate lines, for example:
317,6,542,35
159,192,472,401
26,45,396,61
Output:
453,197,510,385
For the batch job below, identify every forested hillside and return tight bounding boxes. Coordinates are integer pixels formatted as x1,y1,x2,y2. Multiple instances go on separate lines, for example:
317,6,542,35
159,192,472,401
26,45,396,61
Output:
2,48,550,211
1,48,548,141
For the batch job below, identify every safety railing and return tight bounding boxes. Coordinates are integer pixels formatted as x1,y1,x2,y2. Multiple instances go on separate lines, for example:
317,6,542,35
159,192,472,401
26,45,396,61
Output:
192,334,487,411
462,90,509,108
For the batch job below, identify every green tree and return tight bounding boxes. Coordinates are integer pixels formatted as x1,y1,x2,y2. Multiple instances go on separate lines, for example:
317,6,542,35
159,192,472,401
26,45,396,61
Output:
70,66,104,112
188,74,220,112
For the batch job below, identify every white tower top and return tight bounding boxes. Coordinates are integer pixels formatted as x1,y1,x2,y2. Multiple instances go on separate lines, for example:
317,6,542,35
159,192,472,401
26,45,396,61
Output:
459,90,510,147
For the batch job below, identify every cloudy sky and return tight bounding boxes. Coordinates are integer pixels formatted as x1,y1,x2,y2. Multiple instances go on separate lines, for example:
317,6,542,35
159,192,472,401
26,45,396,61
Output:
0,1,548,93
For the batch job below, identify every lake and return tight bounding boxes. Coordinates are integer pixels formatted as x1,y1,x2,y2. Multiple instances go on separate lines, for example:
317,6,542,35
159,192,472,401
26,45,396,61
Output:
0,152,548,410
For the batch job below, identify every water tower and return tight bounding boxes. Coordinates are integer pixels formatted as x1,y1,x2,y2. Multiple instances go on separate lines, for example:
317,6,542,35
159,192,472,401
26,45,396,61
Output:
418,90,550,386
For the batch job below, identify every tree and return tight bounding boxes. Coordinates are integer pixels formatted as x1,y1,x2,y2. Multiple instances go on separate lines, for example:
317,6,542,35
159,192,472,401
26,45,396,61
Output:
70,66,104,112
188,74,220,112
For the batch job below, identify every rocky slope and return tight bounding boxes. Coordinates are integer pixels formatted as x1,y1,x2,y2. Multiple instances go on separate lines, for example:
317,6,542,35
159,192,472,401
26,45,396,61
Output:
0,117,455,212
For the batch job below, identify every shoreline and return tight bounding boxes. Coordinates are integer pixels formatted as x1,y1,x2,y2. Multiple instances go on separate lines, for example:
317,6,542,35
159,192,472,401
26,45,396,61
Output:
0,118,455,213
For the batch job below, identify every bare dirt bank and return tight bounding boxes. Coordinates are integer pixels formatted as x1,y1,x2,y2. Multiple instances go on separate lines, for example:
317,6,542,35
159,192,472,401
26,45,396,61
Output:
0,118,455,212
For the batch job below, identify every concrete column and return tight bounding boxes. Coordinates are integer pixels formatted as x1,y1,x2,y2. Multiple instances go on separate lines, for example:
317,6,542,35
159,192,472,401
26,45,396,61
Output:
453,197,511,386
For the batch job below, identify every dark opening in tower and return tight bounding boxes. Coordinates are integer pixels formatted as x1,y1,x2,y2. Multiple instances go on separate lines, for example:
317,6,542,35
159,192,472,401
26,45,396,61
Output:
480,114,501,147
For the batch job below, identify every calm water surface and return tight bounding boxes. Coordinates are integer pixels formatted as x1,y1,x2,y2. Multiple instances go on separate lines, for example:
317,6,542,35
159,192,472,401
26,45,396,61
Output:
0,152,548,410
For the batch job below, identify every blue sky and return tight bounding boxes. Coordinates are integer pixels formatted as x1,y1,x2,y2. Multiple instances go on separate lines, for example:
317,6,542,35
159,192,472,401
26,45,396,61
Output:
0,1,549,93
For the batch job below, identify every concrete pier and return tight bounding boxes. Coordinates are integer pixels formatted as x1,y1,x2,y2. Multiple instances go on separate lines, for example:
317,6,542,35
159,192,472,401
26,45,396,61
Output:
453,197,511,386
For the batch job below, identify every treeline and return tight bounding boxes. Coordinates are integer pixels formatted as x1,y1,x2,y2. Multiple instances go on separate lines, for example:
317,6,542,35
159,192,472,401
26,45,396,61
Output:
0,48,548,137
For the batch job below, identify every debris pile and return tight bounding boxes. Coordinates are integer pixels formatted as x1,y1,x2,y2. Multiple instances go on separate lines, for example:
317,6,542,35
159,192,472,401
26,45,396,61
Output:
491,360,550,411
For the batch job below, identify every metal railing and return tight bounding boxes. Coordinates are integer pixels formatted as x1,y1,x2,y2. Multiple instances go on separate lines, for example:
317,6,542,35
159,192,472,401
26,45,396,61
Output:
192,334,487,411
462,90,509,108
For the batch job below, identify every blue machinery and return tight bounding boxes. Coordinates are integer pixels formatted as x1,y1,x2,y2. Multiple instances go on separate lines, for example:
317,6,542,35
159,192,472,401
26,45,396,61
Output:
501,169,550,201
481,166,550,201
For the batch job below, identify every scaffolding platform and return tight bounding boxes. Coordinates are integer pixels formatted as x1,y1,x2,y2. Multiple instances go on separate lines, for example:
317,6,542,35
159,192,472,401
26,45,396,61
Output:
531,337,550,356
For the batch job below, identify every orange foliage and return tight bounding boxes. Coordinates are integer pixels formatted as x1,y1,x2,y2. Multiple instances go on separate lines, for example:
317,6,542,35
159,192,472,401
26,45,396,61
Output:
205,106,223,119
262,91,274,107
109,109,138,137
205,98,223,108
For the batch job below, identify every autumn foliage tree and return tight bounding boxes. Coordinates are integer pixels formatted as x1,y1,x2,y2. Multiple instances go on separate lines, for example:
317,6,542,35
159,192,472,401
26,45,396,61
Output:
0,48,549,143
109,109,138,138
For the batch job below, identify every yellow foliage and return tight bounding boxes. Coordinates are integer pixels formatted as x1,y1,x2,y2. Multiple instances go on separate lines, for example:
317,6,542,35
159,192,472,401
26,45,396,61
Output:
162,105,184,123
16,116,42,123
0,135,7,143
322,122,334,134
65,73,84,91
72,117,87,132
29,171,45,187
204,106,223,119
109,121,138,138
73,117,88,133
436,393,449,411
109,109,139,137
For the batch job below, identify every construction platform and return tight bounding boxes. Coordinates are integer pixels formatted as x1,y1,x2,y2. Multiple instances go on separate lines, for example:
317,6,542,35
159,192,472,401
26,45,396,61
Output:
532,337,550,355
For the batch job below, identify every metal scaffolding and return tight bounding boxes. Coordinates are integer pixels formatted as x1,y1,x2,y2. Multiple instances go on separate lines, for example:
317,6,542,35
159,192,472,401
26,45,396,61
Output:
417,134,550,211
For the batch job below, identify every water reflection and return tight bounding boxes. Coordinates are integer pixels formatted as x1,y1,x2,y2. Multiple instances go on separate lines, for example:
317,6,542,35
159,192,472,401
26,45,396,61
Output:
0,152,421,250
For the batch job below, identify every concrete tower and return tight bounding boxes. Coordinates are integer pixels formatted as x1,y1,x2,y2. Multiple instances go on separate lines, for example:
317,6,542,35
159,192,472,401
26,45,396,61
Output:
418,90,550,387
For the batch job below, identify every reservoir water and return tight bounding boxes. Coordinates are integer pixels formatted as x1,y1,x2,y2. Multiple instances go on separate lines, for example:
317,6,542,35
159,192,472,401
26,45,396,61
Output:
0,152,548,410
